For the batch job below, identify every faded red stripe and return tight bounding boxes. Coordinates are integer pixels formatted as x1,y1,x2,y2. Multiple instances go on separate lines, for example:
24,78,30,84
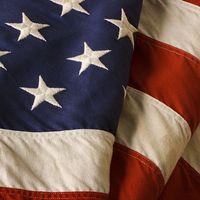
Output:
0,189,107,200
109,143,164,200
129,33,200,132
159,158,200,200
184,0,200,6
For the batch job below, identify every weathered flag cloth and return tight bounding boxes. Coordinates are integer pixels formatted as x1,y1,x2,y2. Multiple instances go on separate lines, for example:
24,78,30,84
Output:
0,0,200,200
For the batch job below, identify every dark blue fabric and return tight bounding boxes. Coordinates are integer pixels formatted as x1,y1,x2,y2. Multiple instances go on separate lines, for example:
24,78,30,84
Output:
0,0,143,133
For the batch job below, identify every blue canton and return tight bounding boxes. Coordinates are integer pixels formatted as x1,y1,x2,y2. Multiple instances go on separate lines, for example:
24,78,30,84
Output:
0,0,143,133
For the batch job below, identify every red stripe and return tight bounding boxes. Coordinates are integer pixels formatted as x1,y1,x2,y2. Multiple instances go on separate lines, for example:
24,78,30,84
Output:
109,143,164,200
184,0,200,6
129,33,200,132
0,189,107,200
159,158,200,200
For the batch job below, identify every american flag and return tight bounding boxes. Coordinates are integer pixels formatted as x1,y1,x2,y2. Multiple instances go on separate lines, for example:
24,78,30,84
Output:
0,0,200,200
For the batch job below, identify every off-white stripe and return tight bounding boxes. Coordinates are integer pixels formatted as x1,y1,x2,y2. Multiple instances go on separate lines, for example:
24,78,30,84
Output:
0,129,114,193
116,87,191,182
182,125,200,174
139,0,200,59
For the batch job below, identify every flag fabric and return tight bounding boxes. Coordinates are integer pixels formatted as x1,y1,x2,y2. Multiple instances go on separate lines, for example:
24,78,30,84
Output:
109,0,200,199
0,0,200,200
0,0,142,199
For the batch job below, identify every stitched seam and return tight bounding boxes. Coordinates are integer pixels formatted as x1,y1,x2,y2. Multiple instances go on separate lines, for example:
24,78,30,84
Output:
114,143,165,190
137,34,200,69
0,129,115,140
141,0,200,58
0,189,106,195
184,0,200,7
0,190,107,200
179,158,200,179
127,87,191,137
167,0,200,12
114,143,164,178
0,195,105,200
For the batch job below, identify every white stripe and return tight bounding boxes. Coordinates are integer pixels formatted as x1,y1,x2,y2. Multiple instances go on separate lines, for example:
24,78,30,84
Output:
0,129,114,193
182,125,200,174
116,87,191,182
139,0,200,59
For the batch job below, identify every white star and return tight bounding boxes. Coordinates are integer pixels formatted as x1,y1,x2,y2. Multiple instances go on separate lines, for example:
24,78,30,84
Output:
20,76,66,110
50,0,89,16
105,9,137,48
67,42,111,75
0,51,10,70
6,13,49,41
